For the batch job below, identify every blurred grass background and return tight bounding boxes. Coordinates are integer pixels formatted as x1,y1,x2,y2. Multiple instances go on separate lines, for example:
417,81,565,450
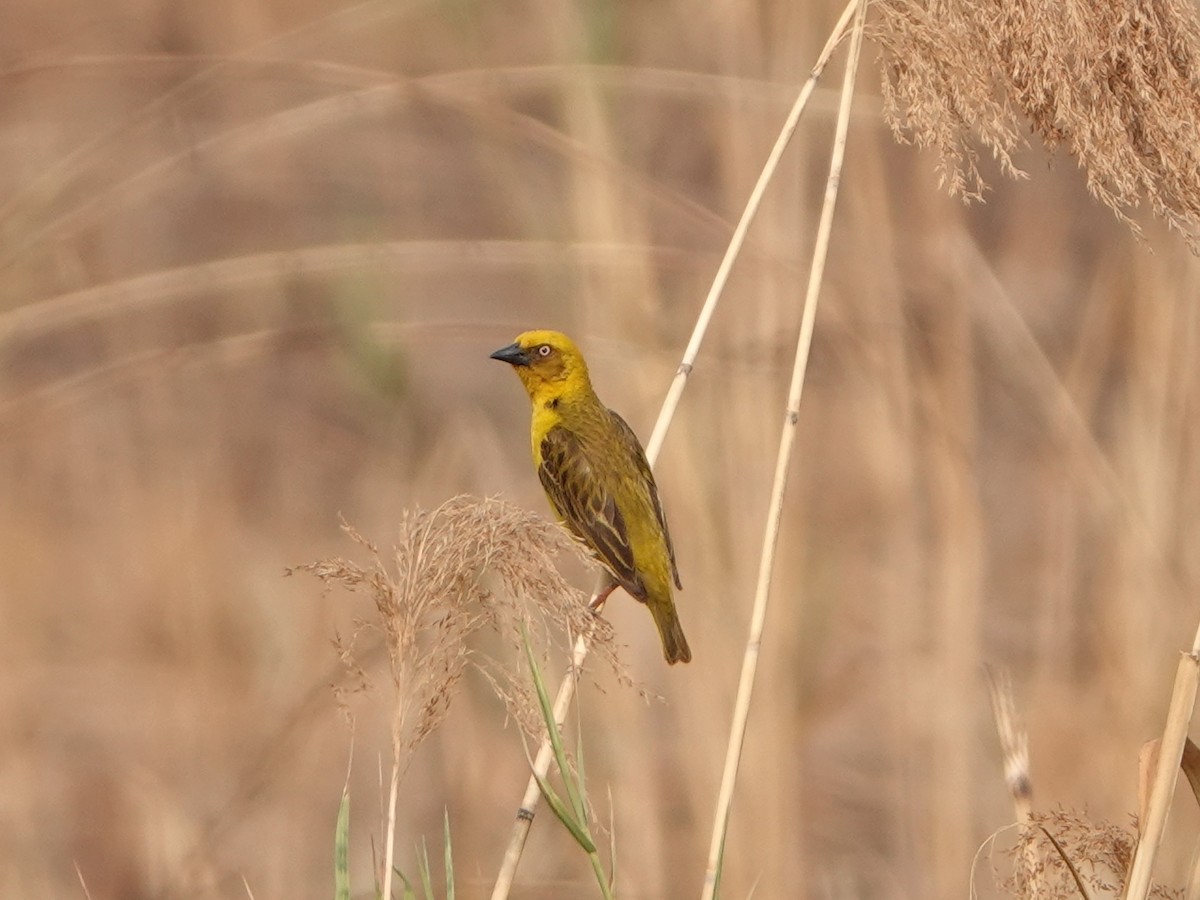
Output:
4,0,1200,897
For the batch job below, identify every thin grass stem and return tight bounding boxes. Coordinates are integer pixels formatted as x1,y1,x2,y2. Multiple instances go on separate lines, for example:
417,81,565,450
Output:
699,1,867,895
382,740,403,900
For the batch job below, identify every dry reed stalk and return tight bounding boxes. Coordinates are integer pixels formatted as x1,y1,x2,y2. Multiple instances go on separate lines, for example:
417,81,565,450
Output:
1125,625,1200,899
488,6,862,897
700,0,867,895
644,0,859,463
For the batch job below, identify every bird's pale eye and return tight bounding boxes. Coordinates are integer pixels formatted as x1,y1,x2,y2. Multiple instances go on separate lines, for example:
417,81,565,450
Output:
537,344,552,357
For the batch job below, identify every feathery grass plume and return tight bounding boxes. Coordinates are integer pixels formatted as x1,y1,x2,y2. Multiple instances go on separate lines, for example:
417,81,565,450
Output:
996,809,1185,899
290,494,620,900
874,0,1200,248
293,495,618,753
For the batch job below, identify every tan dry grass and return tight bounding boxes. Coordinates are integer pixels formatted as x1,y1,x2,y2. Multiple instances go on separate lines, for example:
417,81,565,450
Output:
3,1,1200,898
291,496,618,758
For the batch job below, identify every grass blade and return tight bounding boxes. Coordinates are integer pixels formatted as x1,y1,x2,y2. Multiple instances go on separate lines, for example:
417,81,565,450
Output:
393,868,417,900
521,625,588,830
334,785,351,900
417,836,434,900
531,768,597,853
572,700,588,824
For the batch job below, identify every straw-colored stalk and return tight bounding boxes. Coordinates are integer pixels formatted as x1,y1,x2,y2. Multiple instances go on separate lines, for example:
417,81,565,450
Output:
642,0,860,464
487,5,862,898
700,0,867,895
1124,624,1200,899
382,748,400,900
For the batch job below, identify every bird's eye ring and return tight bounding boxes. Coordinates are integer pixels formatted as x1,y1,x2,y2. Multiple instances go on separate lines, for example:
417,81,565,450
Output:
537,344,552,357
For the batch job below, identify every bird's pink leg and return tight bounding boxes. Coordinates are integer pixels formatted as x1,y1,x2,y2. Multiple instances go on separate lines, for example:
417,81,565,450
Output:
588,580,617,612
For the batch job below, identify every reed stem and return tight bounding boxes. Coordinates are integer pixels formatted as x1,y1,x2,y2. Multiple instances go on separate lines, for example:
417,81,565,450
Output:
699,1,867,894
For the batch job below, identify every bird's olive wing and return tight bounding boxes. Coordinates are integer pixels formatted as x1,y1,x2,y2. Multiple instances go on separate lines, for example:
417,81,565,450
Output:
608,411,682,591
538,425,644,597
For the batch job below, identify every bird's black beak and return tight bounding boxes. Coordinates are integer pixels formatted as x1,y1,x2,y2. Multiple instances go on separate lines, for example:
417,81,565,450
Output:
489,342,531,366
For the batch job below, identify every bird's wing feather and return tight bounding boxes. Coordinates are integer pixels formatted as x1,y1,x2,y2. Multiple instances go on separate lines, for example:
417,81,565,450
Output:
538,424,645,598
607,411,682,591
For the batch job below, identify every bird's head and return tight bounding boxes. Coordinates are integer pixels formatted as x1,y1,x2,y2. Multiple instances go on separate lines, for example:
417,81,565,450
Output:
490,329,591,401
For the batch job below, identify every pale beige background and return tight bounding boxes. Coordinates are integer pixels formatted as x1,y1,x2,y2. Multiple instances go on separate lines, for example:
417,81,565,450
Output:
3,1,1199,898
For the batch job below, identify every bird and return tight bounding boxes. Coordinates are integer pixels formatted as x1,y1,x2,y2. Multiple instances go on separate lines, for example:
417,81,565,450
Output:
490,329,691,664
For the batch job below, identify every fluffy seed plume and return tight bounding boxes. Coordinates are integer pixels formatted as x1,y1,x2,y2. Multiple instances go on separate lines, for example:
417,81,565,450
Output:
999,809,1184,899
289,494,621,771
874,0,1200,248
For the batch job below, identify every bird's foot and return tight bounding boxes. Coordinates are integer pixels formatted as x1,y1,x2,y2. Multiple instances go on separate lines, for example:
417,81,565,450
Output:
587,582,617,613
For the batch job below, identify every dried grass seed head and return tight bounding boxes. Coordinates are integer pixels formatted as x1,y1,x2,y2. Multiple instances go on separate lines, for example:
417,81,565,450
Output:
291,495,623,760
874,0,1200,249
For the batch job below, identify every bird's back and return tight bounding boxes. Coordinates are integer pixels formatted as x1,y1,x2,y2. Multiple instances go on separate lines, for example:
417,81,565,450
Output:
535,396,678,604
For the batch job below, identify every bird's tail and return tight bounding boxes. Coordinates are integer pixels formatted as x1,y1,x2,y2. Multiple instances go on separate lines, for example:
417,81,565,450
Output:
649,599,692,665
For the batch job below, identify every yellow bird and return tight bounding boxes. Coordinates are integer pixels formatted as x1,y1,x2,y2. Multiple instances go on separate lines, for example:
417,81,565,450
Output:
490,330,691,664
